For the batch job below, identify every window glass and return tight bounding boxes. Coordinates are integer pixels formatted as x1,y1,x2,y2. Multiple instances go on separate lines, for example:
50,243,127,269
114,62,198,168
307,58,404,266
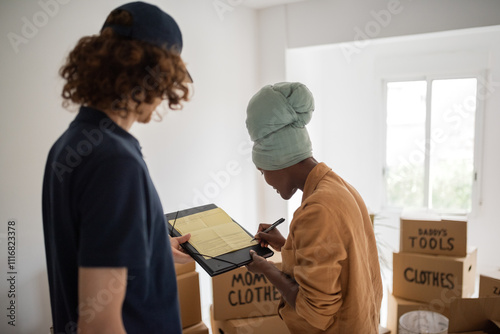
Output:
430,78,477,212
385,81,427,208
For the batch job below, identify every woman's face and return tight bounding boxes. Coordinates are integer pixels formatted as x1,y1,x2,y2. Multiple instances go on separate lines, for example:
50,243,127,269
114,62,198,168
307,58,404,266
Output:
259,168,297,200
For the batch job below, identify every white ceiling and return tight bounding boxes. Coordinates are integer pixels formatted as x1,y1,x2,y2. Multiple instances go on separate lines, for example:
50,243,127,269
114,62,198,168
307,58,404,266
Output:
242,0,309,9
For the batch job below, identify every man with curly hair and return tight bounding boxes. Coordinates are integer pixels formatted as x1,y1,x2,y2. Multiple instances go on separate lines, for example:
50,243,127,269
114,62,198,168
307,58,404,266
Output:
42,2,192,333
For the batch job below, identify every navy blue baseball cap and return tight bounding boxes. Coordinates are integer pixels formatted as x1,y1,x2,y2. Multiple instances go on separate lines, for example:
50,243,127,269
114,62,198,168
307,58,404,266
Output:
102,1,192,82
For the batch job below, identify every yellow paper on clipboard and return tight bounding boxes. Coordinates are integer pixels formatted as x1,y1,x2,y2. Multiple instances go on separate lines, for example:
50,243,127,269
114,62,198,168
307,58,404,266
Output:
169,207,257,258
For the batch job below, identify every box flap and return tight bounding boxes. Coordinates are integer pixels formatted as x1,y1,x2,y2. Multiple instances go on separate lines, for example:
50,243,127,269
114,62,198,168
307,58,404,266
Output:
481,270,500,281
175,261,196,276
400,209,467,222
183,322,209,334
448,297,500,332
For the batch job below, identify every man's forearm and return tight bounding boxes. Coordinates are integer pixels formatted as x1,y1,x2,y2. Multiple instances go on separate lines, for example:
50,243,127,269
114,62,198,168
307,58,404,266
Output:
263,264,299,308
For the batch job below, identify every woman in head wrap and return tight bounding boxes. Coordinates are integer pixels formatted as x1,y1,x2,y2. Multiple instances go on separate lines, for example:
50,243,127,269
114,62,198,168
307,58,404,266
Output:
245,82,383,333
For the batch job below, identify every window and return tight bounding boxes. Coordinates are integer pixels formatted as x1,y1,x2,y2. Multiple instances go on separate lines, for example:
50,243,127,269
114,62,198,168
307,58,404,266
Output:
384,77,479,213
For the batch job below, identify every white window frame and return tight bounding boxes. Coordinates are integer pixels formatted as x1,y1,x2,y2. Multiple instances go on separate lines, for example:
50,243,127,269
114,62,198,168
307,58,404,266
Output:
381,71,486,214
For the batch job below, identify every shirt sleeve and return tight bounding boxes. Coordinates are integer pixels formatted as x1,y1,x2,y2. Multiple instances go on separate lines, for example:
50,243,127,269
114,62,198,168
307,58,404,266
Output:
290,202,347,330
77,157,150,269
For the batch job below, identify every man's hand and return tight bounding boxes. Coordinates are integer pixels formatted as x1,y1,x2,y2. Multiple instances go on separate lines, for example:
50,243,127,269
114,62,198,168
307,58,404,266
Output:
254,223,286,251
170,233,194,264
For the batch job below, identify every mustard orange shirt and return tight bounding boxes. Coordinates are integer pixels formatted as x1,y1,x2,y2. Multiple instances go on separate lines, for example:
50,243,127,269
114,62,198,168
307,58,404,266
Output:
279,162,382,333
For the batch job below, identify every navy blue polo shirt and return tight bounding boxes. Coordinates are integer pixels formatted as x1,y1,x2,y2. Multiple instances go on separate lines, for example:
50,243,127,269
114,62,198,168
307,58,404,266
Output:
42,106,181,334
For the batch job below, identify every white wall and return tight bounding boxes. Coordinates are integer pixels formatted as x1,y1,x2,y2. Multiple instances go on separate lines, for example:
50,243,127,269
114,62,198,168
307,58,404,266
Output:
285,0,500,48
0,1,258,332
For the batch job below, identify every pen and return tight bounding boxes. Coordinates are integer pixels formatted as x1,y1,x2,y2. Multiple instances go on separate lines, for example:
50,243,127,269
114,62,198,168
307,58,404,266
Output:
251,218,285,241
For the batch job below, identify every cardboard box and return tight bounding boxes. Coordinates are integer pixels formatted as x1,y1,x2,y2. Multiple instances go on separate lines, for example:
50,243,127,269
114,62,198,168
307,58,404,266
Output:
177,271,202,329
446,297,500,333
393,248,477,303
175,261,196,276
400,216,467,257
479,270,500,298
387,292,432,333
212,253,282,321
183,322,209,334
387,292,500,333
379,325,391,334
210,305,290,334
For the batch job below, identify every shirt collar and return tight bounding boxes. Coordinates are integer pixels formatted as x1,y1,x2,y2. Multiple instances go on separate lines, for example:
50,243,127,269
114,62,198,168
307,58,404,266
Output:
72,106,141,150
302,162,331,201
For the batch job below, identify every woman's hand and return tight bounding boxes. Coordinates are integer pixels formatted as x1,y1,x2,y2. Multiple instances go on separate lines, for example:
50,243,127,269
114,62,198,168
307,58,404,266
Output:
254,223,286,251
245,250,272,275
170,233,194,264
246,250,299,308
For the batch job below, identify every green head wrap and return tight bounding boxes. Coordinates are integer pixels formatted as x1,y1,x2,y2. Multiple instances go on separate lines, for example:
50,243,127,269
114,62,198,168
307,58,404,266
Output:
246,82,315,171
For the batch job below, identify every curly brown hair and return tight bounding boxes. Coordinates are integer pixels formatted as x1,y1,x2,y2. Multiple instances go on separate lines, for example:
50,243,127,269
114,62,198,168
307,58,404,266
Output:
60,9,190,115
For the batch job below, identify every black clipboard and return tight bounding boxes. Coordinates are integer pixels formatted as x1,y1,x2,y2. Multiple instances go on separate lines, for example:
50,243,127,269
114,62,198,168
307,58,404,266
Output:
165,204,274,277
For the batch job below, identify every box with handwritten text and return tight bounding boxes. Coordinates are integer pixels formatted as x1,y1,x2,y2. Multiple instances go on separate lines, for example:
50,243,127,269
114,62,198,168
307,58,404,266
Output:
400,215,467,257
393,248,477,303
212,252,282,321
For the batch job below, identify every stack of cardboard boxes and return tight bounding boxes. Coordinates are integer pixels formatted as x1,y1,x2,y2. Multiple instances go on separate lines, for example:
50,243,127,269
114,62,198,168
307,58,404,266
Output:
388,215,500,333
175,262,209,334
393,215,476,305
210,253,290,334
